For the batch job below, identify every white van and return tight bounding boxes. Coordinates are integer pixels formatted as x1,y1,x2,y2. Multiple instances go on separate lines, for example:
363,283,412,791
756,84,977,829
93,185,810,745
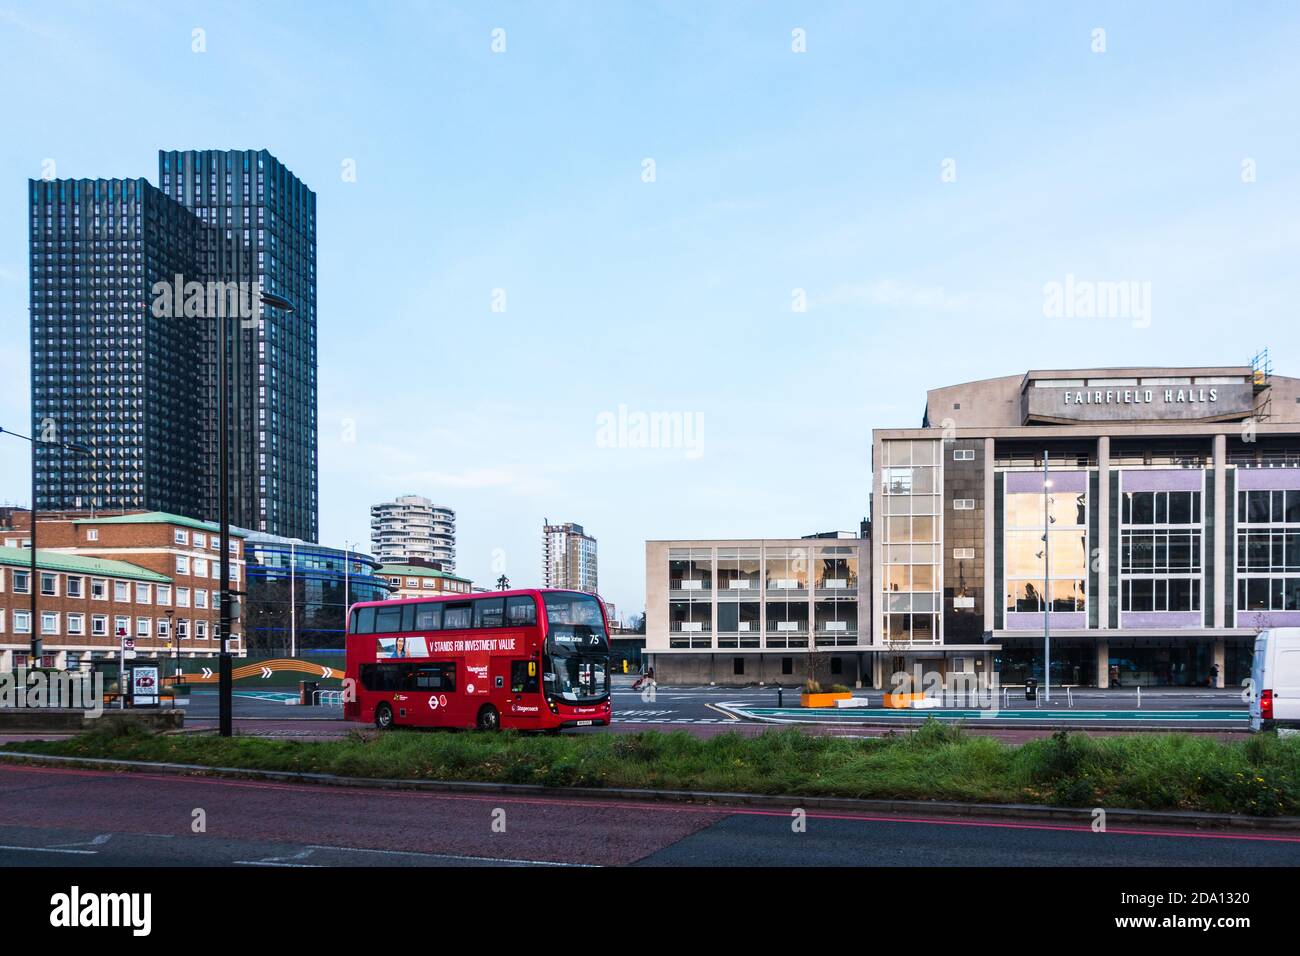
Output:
1249,628,1300,732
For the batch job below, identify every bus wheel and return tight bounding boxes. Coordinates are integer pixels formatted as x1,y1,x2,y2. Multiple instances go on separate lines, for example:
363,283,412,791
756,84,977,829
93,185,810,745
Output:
476,705,500,731
375,703,394,730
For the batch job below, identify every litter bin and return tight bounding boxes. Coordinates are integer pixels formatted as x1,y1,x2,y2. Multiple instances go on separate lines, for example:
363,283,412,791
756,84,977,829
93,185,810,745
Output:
300,680,319,706
1025,678,1038,701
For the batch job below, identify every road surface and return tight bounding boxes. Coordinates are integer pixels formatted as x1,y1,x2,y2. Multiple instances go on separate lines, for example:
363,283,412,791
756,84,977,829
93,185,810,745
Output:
0,763,1296,867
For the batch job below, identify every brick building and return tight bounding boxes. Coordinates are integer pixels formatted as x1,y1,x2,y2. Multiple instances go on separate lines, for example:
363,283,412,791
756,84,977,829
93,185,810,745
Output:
377,561,473,600
1,511,245,669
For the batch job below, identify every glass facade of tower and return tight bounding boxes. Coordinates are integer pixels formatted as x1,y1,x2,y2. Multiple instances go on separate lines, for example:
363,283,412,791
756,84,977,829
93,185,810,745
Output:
29,178,206,515
29,152,318,541
159,150,318,540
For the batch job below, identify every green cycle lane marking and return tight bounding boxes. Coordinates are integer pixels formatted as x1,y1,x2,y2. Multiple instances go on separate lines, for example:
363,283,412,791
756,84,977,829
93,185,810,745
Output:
727,707,1248,722
234,691,300,703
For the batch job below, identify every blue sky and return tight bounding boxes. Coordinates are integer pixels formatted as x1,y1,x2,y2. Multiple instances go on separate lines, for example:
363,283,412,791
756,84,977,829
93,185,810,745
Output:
2,1,1299,618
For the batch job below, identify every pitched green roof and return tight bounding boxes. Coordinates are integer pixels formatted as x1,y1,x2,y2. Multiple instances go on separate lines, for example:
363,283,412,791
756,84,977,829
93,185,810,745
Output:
72,511,246,536
0,546,171,583
376,563,471,582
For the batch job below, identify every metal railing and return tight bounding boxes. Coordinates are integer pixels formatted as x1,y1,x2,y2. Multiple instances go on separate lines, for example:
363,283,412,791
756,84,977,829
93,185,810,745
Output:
312,689,343,707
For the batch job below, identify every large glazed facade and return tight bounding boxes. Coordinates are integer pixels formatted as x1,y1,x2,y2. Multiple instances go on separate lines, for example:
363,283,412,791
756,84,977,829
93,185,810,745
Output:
876,364,1300,688
159,149,318,540
242,533,389,656
645,537,874,686
29,151,318,541
29,178,207,516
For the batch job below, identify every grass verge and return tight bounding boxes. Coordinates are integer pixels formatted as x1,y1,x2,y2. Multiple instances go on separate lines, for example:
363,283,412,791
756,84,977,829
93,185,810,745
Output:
4,721,1299,816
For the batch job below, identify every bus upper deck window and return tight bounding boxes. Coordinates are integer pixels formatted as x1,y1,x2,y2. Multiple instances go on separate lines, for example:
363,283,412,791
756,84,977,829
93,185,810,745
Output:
506,596,537,626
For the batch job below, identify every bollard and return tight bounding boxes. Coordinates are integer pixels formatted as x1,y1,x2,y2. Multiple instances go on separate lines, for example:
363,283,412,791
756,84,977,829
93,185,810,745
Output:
777,687,784,707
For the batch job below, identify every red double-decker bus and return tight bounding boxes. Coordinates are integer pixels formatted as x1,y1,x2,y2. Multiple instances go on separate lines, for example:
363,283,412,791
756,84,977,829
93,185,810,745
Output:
343,588,612,731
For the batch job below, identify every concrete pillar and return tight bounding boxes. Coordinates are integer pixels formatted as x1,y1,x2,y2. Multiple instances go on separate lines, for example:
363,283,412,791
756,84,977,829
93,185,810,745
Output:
1096,638,1109,688
1097,436,1110,629
983,437,995,635
1214,637,1226,689
1214,434,1227,628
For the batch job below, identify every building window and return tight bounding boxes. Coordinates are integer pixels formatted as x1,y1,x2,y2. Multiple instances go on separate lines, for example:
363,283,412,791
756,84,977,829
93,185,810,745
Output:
953,548,976,559
1235,488,1300,620
92,615,108,636
13,570,30,594
177,588,191,608
781,657,793,675
668,600,711,648
156,585,171,606
86,528,99,541
41,612,59,635
91,578,107,600
195,619,208,640
114,581,130,602
717,602,760,648
765,600,809,648
136,618,151,638
175,556,189,575
67,576,83,598
733,658,745,676
881,439,942,645
14,611,31,634
954,499,976,510
174,529,188,545
135,583,151,604
114,616,129,639
68,613,85,636
1120,486,1203,616
40,573,58,597
177,619,190,640
1004,476,1089,615
953,448,975,461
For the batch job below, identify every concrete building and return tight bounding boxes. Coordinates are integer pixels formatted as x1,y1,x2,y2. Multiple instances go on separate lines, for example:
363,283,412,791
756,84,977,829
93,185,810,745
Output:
874,362,1300,688
369,496,456,570
377,561,473,600
543,521,597,594
0,510,246,669
645,536,870,685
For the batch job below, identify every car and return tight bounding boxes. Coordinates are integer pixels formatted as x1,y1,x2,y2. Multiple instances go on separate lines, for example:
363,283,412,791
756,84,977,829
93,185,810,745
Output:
1249,628,1300,732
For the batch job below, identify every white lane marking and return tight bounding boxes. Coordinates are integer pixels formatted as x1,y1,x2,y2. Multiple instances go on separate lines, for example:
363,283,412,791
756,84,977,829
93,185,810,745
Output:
0,844,96,855
49,833,113,848
306,844,594,867
234,860,324,867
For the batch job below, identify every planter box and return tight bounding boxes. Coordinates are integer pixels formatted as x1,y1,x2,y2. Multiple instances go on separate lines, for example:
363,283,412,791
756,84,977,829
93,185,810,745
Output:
801,691,852,708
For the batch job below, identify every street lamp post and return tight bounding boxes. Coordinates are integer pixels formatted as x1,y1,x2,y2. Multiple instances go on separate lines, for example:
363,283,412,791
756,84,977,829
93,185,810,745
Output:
165,608,177,690
0,426,92,666
342,540,360,629
1043,450,1053,704
217,289,294,737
